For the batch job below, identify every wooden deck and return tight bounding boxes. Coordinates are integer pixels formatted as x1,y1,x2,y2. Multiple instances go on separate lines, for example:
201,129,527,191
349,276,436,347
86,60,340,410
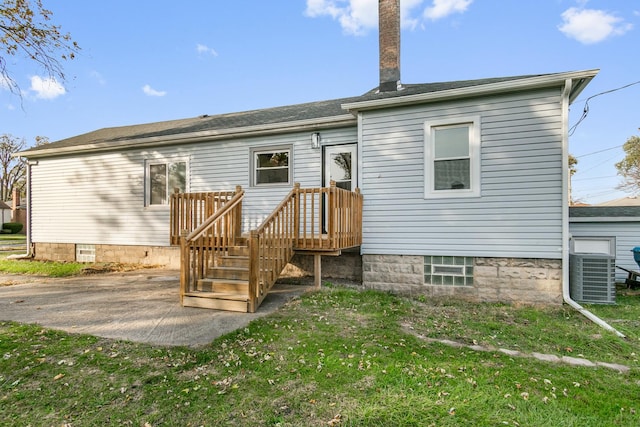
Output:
170,182,363,312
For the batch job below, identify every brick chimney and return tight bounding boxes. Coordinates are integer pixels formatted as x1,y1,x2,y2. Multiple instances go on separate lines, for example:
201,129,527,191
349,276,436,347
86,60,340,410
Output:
379,0,400,92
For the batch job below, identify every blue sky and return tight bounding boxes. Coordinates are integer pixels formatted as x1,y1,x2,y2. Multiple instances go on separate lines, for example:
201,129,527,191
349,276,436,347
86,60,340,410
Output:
1,0,639,204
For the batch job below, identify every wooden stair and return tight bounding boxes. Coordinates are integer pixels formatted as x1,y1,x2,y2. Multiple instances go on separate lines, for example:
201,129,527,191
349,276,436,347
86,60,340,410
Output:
182,241,253,312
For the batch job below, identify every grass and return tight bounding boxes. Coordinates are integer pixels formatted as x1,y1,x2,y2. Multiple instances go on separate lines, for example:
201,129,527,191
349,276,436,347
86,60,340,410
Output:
0,257,89,277
0,234,27,242
1,284,640,426
0,250,156,278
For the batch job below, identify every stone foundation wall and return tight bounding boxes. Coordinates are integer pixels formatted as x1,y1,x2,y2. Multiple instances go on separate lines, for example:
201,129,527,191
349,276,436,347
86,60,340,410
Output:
363,254,563,305
34,242,76,262
33,243,363,282
34,242,181,268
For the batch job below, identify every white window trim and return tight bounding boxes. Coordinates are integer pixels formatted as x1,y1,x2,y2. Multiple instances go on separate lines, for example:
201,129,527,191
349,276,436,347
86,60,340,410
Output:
250,145,293,187
144,157,189,207
424,116,481,199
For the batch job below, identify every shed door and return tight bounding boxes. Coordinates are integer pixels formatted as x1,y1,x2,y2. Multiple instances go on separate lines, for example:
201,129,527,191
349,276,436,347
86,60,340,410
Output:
324,144,357,190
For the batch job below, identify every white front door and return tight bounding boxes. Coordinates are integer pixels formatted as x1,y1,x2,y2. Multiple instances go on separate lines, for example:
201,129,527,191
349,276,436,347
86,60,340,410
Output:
324,144,357,190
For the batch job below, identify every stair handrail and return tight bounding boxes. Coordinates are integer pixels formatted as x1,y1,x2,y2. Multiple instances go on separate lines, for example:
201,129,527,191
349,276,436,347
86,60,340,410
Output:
185,189,244,242
247,184,299,312
180,187,244,304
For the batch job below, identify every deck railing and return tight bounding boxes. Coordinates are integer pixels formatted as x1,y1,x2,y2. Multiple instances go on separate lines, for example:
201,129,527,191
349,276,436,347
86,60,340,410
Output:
172,182,362,311
178,188,244,301
170,190,239,245
296,181,363,251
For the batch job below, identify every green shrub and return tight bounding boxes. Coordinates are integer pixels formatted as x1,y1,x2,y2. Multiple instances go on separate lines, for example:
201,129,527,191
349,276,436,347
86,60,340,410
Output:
2,222,23,234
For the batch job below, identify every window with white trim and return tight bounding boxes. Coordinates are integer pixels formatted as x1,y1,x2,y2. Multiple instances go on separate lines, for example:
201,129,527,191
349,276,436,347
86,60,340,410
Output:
146,159,187,206
425,117,481,198
251,146,292,186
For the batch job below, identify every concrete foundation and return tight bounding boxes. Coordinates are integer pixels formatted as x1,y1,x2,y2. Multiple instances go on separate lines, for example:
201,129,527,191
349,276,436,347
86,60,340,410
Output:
363,254,563,305
33,243,363,283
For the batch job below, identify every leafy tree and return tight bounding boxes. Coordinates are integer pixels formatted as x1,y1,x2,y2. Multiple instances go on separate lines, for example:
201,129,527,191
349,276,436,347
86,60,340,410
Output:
568,153,578,176
615,135,640,194
0,0,80,96
0,134,47,200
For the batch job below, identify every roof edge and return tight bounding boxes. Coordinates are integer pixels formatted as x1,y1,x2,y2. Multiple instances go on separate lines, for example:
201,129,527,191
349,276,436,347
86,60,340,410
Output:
569,217,640,222
342,69,600,112
15,114,357,158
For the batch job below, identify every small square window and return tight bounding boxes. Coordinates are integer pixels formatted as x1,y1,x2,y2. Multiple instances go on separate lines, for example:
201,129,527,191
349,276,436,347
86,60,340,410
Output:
252,147,292,186
146,159,187,206
76,244,96,262
424,255,474,287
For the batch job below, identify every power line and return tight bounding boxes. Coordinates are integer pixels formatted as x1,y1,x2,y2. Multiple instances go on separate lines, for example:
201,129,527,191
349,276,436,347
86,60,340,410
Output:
572,175,618,181
575,144,623,158
568,79,640,137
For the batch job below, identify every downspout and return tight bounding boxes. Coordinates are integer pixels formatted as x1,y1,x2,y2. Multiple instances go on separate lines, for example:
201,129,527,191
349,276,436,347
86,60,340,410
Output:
8,159,35,259
561,79,625,338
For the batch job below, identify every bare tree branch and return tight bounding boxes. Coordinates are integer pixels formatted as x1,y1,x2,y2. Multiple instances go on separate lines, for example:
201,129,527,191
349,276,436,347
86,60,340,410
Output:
0,0,80,97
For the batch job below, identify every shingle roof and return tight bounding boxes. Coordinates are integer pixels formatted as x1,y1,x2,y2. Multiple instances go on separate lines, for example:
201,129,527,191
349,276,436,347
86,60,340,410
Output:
17,72,578,157
569,206,640,218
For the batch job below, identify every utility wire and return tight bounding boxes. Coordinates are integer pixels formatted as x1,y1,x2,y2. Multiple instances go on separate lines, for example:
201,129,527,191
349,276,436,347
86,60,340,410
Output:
575,144,623,158
568,80,640,137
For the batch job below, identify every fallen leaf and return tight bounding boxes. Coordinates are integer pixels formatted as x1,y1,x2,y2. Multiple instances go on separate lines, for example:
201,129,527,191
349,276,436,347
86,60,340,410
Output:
53,373,65,381
327,413,342,426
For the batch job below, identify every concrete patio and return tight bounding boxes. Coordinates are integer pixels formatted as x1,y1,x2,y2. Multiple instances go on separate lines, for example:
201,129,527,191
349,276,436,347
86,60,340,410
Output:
0,268,311,347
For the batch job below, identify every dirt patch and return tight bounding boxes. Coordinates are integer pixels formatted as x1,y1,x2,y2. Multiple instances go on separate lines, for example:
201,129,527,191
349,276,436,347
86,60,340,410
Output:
80,263,162,275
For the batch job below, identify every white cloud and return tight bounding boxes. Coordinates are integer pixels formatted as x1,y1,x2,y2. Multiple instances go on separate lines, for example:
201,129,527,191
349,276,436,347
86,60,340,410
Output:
30,76,66,99
0,75,10,91
559,7,633,44
424,0,472,21
305,0,377,35
142,84,167,97
305,0,472,35
90,70,107,85
196,43,218,56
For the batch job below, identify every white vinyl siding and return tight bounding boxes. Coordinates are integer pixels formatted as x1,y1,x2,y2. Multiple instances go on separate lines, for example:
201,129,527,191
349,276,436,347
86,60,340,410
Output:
30,127,357,246
360,88,564,259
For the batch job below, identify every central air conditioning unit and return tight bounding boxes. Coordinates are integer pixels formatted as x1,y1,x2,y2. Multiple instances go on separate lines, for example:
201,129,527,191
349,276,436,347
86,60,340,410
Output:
569,253,616,304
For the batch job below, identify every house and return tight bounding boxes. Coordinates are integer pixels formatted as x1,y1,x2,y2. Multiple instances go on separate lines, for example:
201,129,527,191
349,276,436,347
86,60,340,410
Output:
16,0,597,309
0,201,11,225
570,206,640,281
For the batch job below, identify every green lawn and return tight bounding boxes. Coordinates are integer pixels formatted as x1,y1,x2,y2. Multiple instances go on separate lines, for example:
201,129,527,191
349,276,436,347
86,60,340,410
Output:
0,234,26,242
1,284,639,426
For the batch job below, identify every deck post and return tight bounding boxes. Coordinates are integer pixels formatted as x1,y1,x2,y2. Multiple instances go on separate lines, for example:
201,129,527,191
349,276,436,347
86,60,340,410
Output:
329,180,337,250
314,253,322,289
248,230,259,313
293,183,300,246
179,229,189,305
233,185,243,243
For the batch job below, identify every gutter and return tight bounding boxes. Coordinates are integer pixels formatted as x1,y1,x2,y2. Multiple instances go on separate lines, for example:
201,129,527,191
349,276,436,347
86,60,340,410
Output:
561,78,625,338
8,160,35,259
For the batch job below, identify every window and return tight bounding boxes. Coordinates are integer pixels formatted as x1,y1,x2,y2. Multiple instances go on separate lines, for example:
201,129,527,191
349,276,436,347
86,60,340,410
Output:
251,147,292,186
146,159,187,206
424,117,480,198
424,256,474,286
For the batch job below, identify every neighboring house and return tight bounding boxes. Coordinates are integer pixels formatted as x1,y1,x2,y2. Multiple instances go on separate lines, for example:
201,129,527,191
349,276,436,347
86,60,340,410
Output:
0,201,11,225
569,206,640,281
596,196,640,207
15,2,597,306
